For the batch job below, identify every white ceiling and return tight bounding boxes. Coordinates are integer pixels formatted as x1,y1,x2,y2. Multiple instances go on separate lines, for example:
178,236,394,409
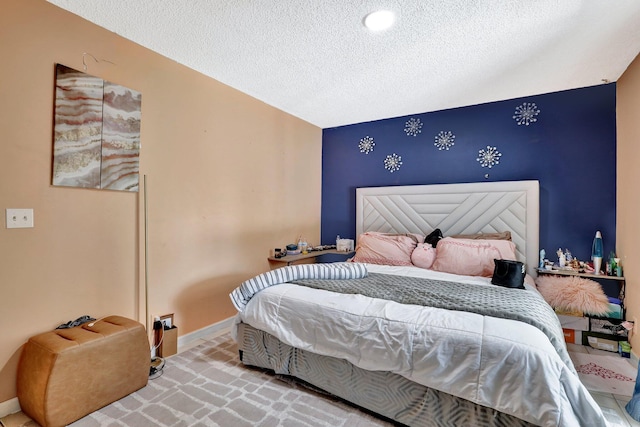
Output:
47,0,640,129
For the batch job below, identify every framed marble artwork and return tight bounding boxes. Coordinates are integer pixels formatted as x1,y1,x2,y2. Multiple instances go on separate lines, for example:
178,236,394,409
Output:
52,64,142,192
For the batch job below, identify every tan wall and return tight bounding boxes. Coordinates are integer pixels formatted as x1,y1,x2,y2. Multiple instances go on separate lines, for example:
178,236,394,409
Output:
617,53,640,353
0,0,322,403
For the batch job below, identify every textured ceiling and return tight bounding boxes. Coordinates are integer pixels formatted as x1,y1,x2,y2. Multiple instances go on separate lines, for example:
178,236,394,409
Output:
47,0,640,128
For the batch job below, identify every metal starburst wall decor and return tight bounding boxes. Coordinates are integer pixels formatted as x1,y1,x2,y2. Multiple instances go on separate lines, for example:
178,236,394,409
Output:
513,102,540,126
404,118,423,137
384,153,403,173
477,146,502,168
358,136,375,154
434,131,455,150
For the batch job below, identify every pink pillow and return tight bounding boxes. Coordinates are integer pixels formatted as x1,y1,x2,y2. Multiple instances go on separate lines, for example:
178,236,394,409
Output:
431,237,517,277
411,243,437,269
352,232,417,266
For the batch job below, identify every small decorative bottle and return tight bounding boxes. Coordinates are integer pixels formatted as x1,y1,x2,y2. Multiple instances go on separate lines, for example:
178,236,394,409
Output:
564,249,572,263
615,258,622,277
557,248,566,268
609,252,616,276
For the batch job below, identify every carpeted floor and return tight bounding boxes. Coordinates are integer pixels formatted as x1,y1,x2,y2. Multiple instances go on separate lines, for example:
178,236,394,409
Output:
68,333,394,427
571,352,637,397
6,334,639,426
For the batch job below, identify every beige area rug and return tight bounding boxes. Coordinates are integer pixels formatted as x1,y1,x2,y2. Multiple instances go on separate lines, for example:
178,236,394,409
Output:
64,333,394,427
570,352,637,396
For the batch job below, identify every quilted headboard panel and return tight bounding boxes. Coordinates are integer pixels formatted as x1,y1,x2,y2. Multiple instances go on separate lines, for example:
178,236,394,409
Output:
355,181,539,275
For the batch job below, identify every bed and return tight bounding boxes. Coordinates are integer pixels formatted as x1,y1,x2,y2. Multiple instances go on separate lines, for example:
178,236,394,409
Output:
230,180,607,427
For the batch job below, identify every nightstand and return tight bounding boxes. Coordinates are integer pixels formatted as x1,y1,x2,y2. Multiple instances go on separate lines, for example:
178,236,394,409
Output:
536,268,628,353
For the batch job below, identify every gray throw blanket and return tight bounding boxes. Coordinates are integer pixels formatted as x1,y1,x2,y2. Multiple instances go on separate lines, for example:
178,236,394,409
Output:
293,273,575,374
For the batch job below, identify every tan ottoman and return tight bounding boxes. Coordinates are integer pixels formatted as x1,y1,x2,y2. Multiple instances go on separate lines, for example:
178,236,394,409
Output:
17,316,150,427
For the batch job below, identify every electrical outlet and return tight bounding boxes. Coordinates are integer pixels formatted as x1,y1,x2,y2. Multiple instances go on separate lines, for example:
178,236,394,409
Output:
154,314,173,329
6,208,34,228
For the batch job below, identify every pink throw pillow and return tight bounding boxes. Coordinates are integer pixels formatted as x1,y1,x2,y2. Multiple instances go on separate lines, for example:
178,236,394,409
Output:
352,232,417,266
431,237,517,277
411,243,437,269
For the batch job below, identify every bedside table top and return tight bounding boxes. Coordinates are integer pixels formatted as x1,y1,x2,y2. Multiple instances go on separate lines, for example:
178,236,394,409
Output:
268,249,355,265
536,268,624,281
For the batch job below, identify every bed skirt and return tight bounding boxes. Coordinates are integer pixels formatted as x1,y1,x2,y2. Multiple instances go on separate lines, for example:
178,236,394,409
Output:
236,322,535,427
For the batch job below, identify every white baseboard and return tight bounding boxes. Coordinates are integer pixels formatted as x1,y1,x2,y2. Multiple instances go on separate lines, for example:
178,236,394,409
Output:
177,316,234,352
0,397,20,419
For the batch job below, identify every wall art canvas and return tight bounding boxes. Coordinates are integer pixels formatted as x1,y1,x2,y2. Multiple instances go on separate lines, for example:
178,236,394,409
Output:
52,64,142,192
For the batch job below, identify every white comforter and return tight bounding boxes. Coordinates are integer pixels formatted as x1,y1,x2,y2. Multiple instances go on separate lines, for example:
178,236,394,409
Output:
234,264,607,427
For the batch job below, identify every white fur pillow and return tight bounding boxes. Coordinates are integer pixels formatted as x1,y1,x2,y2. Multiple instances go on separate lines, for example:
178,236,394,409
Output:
535,275,610,316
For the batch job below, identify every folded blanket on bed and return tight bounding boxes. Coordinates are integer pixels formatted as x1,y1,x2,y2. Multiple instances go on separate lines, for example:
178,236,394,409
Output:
292,272,575,375
230,262,368,312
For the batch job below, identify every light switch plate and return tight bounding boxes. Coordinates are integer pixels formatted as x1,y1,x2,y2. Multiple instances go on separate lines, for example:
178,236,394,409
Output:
6,209,34,228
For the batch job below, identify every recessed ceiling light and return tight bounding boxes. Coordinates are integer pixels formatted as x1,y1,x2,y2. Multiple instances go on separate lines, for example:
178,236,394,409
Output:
363,10,395,32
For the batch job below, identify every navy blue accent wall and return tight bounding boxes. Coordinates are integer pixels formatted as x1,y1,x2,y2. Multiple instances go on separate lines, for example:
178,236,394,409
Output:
321,84,616,263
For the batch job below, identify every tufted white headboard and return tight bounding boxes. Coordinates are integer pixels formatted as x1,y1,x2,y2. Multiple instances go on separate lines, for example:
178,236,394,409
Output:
355,180,539,275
